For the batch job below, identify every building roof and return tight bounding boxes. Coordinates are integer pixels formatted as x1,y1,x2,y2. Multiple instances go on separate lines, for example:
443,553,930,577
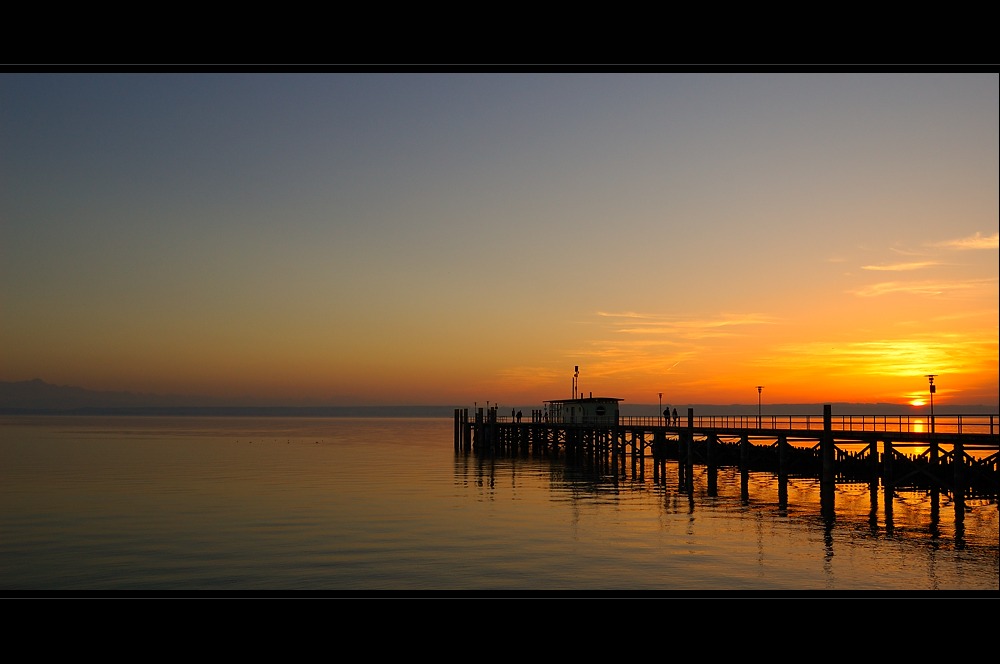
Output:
544,397,623,404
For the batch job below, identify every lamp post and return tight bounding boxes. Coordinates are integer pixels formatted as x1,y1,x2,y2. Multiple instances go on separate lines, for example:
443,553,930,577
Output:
925,375,937,433
659,393,663,426
756,386,763,429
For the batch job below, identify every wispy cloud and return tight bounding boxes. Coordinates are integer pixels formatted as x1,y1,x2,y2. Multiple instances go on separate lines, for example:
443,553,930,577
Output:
756,334,998,377
862,261,941,271
931,309,999,322
889,247,930,256
596,312,777,339
557,312,778,380
932,231,999,250
852,277,998,297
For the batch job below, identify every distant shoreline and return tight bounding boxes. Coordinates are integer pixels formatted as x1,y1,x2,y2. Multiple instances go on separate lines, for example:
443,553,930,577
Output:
3,380,996,416
2,403,996,417
0,406,459,418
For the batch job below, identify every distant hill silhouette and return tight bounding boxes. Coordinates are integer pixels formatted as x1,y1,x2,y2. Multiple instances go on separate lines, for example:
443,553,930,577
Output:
0,378,243,410
0,379,455,415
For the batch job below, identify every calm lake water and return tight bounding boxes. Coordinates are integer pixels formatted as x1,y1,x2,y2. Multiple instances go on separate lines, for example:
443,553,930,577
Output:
1,416,996,590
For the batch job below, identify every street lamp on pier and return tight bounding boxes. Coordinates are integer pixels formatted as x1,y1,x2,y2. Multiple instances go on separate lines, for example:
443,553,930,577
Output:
925,375,938,433
756,386,763,429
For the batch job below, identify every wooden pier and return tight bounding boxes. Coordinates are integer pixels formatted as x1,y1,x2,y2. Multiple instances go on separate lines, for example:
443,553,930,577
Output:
453,405,999,518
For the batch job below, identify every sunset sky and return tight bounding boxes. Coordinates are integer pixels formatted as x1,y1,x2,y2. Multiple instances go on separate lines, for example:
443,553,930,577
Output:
2,74,997,406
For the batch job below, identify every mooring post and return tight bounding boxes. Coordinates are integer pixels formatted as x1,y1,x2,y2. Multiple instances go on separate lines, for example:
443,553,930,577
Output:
463,409,470,452
685,408,694,492
778,434,788,507
638,432,645,480
821,404,834,519
475,408,483,452
870,439,879,485
706,430,714,469
612,421,619,475
618,431,635,475
489,407,496,455
868,440,879,512
677,429,686,486
740,434,749,501
707,432,718,497
652,430,660,482
953,437,965,521
822,404,833,482
882,437,893,491
930,429,940,506
454,409,460,452
631,431,637,477
659,430,667,482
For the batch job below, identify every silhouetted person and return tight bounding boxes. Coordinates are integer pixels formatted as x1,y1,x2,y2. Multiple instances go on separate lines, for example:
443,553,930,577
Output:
516,410,522,423
673,408,679,425
663,407,670,425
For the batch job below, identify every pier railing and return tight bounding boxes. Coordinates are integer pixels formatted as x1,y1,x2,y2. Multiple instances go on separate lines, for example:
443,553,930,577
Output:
616,414,997,435
492,414,997,435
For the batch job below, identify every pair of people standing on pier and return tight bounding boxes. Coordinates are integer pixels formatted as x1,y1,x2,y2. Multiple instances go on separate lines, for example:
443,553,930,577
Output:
663,407,680,425
512,409,522,423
